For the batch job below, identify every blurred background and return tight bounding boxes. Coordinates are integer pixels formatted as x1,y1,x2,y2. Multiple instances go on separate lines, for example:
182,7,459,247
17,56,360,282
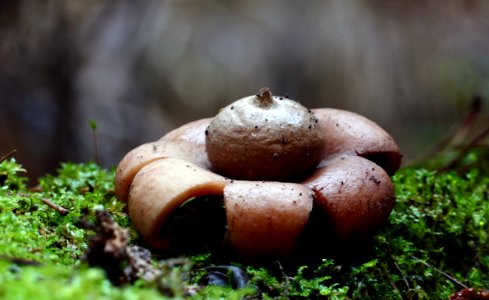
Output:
1,0,489,183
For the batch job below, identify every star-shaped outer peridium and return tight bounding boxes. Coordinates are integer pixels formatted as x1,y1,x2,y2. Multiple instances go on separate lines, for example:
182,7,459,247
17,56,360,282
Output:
115,108,401,259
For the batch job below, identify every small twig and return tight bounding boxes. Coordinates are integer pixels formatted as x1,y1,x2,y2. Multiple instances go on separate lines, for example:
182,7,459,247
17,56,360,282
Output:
30,186,44,193
89,120,101,166
0,149,17,163
17,193,69,215
393,261,411,294
384,234,411,299
41,197,69,215
383,241,409,299
0,255,41,266
439,125,489,172
421,95,483,164
412,256,468,289
276,261,290,298
380,262,403,299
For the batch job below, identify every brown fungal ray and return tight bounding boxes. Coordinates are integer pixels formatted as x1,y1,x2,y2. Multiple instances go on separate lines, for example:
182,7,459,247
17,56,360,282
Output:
303,155,395,240
115,140,211,203
312,108,402,175
224,181,313,259
159,118,212,144
127,158,227,251
206,88,326,181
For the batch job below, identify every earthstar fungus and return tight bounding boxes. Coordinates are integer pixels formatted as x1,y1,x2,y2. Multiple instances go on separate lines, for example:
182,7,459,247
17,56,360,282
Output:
115,88,402,259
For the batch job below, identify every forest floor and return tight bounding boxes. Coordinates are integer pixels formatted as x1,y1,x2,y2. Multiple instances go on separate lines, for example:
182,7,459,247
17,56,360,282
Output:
0,146,488,299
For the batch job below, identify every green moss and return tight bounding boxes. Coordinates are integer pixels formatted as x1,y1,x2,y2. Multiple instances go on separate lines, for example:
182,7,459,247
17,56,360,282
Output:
0,149,488,299
0,161,126,265
0,261,165,300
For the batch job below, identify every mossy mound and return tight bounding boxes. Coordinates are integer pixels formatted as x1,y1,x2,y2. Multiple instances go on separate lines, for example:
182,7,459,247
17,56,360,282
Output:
0,149,488,299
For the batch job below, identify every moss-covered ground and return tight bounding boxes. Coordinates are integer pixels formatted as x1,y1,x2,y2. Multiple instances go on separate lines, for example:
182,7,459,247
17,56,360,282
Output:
0,148,488,299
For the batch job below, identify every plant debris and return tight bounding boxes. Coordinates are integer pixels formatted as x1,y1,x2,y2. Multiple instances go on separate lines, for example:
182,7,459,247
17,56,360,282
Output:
0,150,17,164
450,288,489,300
205,265,250,289
40,197,69,215
79,210,161,285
